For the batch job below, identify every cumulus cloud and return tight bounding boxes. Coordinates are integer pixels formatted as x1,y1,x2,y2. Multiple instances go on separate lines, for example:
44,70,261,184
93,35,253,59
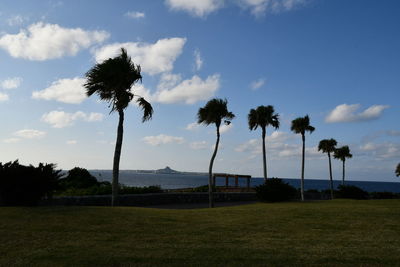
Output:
41,110,103,128
1,77,22,89
93,38,186,75
7,15,25,26
238,0,307,17
194,49,203,71
250,78,265,90
190,141,208,150
0,93,9,102
220,123,233,134
0,22,109,60
186,122,200,131
359,142,400,159
165,0,224,17
14,129,46,139
66,140,77,145
125,11,145,19
156,74,220,104
143,134,185,146
325,104,389,123
32,77,86,104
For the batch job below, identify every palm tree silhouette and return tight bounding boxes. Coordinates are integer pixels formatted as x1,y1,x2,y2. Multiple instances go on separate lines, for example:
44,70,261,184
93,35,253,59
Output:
318,138,337,200
85,48,153,206
248,105,280,181
333,146,352,185
396,163,400,177
198,98,235,208
291,115,315,201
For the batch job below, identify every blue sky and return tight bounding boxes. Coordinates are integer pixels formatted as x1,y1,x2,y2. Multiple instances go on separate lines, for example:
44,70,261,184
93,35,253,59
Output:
0,0,399,182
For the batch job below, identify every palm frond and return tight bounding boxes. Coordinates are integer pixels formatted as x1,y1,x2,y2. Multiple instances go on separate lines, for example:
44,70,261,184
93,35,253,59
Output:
136,97,153,122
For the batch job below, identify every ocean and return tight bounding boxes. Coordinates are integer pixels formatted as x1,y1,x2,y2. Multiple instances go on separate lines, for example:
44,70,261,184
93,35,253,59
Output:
89,170,400,193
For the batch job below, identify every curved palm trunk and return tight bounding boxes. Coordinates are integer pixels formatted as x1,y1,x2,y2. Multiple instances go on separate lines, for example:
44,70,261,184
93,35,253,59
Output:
301,134,305,202
208,125,220,208
112,110,124,206
342,160,345,185
328,152,334,200
262,128,267,181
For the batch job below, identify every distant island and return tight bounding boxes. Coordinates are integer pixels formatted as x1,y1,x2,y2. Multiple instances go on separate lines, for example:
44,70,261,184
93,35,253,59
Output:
90,167,206,176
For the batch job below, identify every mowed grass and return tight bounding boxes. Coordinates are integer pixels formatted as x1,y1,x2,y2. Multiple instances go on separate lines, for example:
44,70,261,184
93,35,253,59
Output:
1,200,399,266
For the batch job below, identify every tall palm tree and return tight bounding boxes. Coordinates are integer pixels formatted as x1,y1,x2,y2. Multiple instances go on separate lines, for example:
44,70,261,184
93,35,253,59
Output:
198,98,235,208
291,115,315,201
318,138,337,200
396,163,400,177
248,105,280,181
333,146,352,185
85,48,153,206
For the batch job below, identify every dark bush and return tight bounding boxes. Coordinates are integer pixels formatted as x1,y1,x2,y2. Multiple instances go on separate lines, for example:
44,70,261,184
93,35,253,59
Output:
370,191,400,199
255,178,297,202
120,185,162,194
59,167,99,189
0,160,61,206
57,183,163,196
336,185,369,200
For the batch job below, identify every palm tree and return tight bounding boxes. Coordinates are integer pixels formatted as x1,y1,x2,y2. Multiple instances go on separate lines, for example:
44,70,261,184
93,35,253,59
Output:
248,105,280,181
85,48,153,206
291,115,315,201
396,163,400,177
318,138,337,200
333,146,352,185
198,98,235,208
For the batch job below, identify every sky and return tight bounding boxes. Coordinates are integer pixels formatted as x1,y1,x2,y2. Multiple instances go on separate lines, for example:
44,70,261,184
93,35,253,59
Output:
0,0,399,182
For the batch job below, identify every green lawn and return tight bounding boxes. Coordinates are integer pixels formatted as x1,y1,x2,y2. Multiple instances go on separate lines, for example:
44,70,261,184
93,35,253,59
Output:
1,200,399,266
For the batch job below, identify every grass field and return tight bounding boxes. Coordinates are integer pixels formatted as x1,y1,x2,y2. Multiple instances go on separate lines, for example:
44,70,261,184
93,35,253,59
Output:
1,199,399,266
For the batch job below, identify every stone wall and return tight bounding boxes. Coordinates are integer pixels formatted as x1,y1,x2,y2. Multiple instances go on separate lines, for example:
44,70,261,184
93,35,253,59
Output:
42,192,257,207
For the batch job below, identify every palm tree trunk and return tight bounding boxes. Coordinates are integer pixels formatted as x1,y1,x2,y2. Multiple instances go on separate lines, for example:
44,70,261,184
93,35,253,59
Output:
301,134,305,202
208,125,220,208
262,128,267,182
112,110,124,206
328,152,334,200
342,160,345,185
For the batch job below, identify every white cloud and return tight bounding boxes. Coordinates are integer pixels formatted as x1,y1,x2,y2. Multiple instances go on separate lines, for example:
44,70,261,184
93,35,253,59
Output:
3,138,20,143
66,140,77,145
7,15,25,26
359,142,400,159
194,49,203,71
1,77,22,89
41,111,103,128
0,92,9,102
14,129,46,139
125,11,145,19
157,73,182,90
325,104,389,123
186,122,200,131
93,38,186,75
165,0,224,17
250,78,265,90
32,77,86,104
220,123,233,134
0,22,109,60
143,134,185,146
190,141,208,150
238,0,307,17
155,74,220,104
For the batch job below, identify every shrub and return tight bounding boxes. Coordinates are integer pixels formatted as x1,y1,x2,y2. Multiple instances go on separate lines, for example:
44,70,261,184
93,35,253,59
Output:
59,167,99,189
336,185,369,200
119,185,162,194
255,178,297,202
0,160,61,206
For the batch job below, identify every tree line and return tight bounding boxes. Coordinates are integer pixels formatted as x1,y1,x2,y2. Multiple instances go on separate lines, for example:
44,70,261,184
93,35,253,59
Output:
84,48,396,207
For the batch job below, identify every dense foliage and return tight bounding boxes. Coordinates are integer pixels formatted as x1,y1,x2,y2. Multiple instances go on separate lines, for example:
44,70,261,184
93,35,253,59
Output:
0,160,61,206
255,178,297,202
59,167,99,189
335,185,369,200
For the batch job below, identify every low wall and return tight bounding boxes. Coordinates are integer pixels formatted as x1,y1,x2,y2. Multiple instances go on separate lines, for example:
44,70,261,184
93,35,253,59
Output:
42,192,257,207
